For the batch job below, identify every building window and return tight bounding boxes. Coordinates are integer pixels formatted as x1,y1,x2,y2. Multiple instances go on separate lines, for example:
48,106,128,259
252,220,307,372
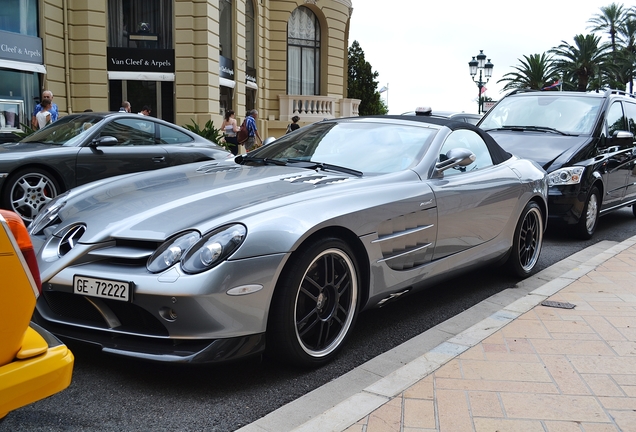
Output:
0,0,38,36
219,0,233,59
245,0,255,69
107,0,173,49
287,6,320,95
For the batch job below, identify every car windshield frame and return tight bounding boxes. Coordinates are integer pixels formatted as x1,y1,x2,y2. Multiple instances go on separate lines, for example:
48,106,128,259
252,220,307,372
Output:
246,120,437,175
480,94,603,136
20,115,105,146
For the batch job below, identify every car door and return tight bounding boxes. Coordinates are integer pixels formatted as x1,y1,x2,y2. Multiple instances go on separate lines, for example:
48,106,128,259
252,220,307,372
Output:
74,117,169,186
428,129,521,260
155,123,216,165
599,101,632,208
620,101,636,203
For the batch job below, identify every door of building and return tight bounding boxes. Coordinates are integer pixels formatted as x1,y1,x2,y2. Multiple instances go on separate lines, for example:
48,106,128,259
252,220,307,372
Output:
109,80,174,123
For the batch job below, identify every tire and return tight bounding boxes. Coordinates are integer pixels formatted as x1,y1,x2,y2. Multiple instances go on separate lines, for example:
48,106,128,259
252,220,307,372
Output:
506,201,543,278
267,237,360,367
632,204,636,218
2,168,61,224
575,186,600,240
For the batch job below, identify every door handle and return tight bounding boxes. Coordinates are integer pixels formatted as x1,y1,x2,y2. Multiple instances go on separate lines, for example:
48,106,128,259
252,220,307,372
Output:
152,156,166,163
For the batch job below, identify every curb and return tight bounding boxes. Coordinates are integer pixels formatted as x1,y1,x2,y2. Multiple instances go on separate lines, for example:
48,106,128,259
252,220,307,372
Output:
237,237,636,432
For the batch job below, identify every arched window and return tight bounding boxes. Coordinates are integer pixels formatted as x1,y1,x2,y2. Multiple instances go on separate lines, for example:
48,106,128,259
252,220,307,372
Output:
287,6,320,95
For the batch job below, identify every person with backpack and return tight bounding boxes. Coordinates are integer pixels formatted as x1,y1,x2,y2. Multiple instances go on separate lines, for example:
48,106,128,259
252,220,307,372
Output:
239,109,262,152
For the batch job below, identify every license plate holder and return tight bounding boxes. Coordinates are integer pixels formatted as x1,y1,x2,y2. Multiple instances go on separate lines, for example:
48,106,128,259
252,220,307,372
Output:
73,275,132,302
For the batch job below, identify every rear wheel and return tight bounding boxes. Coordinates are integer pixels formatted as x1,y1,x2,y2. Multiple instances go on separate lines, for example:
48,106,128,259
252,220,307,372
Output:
267,237,360,367
506,201,543,278
2,168,61,224
575,187,600,240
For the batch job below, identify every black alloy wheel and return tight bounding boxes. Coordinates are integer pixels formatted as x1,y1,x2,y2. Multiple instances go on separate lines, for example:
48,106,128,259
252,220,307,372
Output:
507,201,543,278
267,237,360,367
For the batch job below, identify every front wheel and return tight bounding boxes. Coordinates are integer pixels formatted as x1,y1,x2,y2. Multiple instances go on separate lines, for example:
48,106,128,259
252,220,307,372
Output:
506,201,543,278
575,187,600,240
2,168,61,224
267,237,360,367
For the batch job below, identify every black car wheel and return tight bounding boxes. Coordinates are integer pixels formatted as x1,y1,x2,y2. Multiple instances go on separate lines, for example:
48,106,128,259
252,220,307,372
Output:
506,201,543,278
268,237,360,367
632,204,636,218
2,168,61,223
575,186,600,240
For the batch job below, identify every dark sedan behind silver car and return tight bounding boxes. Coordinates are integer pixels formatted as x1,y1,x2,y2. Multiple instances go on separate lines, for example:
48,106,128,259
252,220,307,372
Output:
30,116,547,367
0,112,231,223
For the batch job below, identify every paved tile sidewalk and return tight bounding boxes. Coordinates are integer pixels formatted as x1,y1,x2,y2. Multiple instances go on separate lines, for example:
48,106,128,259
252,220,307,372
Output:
344,242,636,432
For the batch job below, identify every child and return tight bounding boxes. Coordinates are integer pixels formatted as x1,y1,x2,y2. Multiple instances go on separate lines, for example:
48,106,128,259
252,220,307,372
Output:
36,99,52,129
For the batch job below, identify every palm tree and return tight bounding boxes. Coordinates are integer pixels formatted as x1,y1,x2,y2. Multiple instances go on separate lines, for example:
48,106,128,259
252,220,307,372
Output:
617,16,636,92
588,3,628,53
497,53,560,91
550,34,614,92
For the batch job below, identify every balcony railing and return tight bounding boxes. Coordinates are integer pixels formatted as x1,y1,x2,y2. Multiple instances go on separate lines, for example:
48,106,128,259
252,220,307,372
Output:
278,95,361,121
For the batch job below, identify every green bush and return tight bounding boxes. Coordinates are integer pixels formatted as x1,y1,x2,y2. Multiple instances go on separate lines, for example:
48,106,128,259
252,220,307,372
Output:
183,119,229,151
12,122,36,140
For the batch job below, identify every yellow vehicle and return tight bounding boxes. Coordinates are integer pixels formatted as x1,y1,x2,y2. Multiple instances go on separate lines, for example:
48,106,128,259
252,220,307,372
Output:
0,210,74,419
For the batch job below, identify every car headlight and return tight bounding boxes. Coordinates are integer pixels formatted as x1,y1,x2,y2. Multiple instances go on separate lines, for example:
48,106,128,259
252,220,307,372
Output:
28,192,69,236
547,166,584,187
181,224,246,274
147,231,201,273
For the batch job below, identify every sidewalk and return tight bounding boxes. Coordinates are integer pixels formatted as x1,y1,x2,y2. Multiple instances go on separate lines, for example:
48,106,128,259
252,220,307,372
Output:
239,236,636,432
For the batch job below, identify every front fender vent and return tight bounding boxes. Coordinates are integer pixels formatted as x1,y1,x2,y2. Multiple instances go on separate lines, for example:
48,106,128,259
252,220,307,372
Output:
282,174,350,185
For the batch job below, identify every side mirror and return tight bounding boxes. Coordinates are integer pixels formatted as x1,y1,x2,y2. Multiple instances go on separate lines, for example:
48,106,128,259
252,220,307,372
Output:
90,136,118,147
612,130,634,140
263,137,276,146
435,148,476,173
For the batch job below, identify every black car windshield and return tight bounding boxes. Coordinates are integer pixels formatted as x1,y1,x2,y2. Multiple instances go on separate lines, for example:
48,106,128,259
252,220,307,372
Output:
248,121,436,174
480,94,602,135
20,115,104,146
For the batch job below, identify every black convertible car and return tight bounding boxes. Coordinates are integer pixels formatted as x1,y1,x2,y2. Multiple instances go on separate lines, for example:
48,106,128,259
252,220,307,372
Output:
0,112,231,222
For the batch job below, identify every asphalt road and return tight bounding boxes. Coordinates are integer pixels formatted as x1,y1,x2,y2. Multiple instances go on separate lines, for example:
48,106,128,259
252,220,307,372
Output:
3,207,636,432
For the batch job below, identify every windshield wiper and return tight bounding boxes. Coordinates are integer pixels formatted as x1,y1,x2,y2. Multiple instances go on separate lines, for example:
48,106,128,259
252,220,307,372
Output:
484,125,575,136
287,159,363,177
235,155,287,166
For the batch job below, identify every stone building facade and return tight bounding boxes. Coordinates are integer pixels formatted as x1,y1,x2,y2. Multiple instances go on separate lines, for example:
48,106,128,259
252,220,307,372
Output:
0,0,359,142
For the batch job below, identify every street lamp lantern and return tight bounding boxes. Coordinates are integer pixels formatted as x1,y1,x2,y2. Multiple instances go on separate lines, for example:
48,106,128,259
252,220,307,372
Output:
468,57,478,77
468,50,494,114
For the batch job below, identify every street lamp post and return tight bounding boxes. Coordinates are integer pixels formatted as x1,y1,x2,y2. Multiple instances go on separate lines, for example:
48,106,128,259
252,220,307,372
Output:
468,50,494,114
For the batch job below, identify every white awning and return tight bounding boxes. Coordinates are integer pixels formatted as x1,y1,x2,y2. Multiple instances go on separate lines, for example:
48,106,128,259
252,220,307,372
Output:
107,71,175,81
220,77,236,89
246,81,258,90
0,59,46,74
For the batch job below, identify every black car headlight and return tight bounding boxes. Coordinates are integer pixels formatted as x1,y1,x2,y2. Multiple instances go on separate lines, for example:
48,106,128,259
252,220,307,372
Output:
28,192,69,236
147,231,201,273
181,224,246,274
547,167,584,187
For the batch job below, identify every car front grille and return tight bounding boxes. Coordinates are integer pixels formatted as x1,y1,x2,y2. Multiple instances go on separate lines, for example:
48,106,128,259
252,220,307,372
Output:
42,290,168,336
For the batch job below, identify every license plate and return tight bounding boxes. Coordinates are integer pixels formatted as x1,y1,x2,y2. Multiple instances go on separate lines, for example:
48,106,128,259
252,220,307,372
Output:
73,275,131,302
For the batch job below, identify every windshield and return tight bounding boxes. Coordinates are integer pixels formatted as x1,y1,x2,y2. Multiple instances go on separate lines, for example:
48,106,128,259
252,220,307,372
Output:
21,115,104,146
480,94,602,135
249,121,436,174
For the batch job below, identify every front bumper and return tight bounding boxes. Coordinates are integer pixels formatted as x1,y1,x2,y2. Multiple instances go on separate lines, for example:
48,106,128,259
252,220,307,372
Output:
547,184,587,226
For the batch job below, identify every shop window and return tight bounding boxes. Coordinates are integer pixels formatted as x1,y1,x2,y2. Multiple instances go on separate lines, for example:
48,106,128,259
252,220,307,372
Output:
107,0,173,49
287,6,320,95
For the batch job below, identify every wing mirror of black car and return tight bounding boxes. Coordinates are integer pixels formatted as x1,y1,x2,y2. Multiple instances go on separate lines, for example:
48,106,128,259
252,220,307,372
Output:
89,136,118,147
611,130,634,141
435,148,476,173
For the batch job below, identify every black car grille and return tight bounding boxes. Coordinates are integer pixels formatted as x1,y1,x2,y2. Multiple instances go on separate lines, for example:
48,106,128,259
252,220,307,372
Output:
42,291,168,336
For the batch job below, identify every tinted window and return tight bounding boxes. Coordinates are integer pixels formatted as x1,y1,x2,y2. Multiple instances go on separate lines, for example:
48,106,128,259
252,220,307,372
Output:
438,129,493,177
157,124,194,144
100,118,155,145
622,101,636,135
606,101,627,137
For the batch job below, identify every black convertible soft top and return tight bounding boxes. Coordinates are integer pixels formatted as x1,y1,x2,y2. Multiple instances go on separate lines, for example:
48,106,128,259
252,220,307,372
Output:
360,115,513,165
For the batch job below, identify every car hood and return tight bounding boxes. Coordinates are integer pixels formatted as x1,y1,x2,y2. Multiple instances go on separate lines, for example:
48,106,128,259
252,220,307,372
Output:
484,131,589,172
54,160,371,243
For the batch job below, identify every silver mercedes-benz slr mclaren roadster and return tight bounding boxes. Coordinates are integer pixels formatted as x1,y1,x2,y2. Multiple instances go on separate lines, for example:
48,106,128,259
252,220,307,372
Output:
29,116,548,367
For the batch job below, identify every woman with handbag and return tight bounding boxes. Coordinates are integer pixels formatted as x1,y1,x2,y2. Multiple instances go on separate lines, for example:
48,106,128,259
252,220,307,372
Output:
221,109,239,155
